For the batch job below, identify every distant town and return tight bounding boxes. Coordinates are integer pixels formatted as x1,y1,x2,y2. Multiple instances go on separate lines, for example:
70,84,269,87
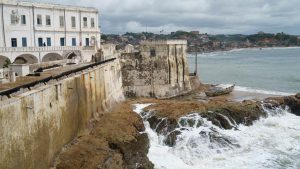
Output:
102,31,300,53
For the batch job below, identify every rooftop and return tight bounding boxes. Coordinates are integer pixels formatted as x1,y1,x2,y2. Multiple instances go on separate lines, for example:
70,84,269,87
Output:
0,0,99,13
0,63,90,92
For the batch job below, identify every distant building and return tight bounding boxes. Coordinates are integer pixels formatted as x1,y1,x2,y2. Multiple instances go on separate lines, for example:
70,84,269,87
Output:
124,44,134,53
190,31,200,35
200,35,210,43
0,0,101,66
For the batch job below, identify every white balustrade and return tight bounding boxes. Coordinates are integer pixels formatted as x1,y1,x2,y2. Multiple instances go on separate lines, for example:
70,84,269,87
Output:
0,46,95,53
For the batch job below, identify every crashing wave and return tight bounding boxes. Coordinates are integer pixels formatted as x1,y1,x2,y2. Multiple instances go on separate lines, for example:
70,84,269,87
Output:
134,104,300,169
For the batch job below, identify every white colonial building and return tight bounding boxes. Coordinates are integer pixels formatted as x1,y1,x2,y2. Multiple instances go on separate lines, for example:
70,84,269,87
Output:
0,0,101,66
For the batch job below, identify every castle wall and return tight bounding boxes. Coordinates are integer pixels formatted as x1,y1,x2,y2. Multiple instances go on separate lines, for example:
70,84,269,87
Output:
0,59,124,169
120,40,191,98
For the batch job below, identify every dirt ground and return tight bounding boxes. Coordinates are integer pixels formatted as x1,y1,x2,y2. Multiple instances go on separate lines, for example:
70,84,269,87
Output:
51,101,153,169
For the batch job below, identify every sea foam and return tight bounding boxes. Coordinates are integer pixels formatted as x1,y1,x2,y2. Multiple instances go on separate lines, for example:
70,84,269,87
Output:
134,104,300,169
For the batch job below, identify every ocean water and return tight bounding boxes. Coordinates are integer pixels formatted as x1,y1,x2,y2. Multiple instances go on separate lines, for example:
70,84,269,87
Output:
188,47,300,94
134,104,300,169
131,48,300,169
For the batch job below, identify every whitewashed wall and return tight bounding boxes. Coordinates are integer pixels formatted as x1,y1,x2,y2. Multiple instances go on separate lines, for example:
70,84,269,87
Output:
0,4,3,48
0,1,100,48
2,5,34,47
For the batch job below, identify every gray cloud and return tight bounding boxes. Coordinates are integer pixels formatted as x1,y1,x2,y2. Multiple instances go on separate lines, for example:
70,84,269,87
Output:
33,0,300,34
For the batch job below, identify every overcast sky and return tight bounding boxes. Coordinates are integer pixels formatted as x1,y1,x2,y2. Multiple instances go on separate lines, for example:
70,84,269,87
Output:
34,0,300,35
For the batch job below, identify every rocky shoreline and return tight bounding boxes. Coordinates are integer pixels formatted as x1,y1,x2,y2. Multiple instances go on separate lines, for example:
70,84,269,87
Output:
51,103,154,169
140,99,266,147
51,90,300,169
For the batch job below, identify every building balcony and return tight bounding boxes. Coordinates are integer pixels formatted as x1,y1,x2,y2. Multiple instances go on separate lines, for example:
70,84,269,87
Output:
0,46,95,53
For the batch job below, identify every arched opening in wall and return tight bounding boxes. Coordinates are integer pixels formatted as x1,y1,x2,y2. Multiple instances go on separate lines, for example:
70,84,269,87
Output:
42,53,63,62
65,52,78,59
122,65,134,71
0,55,12,68
14,54,38,64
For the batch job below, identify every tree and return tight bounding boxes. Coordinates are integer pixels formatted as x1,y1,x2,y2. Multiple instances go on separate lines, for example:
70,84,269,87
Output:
3,59,11,68
101,34,108,41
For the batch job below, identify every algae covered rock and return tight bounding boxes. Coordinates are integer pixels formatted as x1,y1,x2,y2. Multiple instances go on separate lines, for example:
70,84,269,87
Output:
143,99,266,147
264,94,300,116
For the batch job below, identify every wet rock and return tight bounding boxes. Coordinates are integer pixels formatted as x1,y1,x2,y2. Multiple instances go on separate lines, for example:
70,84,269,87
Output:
146,113,178,135
283,96,300,116
143,99,266,148
201,101,265,128
156,118,178,135
147,115,160,130
164,130,182,147
208,132,240,149
202,113,233,129
296,93,300,99
265,94,300,116
113,133,154,169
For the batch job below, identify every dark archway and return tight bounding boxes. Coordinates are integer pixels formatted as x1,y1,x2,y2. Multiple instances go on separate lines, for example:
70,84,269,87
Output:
122,65,134,71
65,52,78,59
0,55,12,68
14,54,38,64
42,53,63,62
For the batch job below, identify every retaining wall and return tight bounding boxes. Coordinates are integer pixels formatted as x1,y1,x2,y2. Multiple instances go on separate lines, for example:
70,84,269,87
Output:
0,59,124,169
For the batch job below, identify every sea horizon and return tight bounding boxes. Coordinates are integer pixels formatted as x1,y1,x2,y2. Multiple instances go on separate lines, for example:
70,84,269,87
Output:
188,47,300,94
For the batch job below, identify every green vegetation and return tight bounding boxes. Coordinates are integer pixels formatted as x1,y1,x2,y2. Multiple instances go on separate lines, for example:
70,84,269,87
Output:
3,59,11,68
102,31,300,51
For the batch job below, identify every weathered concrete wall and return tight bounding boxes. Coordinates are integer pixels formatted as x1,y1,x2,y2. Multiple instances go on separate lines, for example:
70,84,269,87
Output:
0,59,124,169
120,40,191,98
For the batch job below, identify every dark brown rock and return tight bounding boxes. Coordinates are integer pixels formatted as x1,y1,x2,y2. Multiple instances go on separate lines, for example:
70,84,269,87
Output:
52,103,154,169
143,99,266,147
154,118,178,135
164,130,182,147
295,93,300,99
113,133,154,169
284,96,300,116
265,95,300,116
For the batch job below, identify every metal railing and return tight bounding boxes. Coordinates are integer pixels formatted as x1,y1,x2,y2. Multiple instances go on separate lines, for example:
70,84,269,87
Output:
0,46,96,53
0,58,116,97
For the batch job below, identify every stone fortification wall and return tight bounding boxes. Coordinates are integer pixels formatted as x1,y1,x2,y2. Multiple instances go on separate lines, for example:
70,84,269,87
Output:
120,40,191,98
0,59,124,169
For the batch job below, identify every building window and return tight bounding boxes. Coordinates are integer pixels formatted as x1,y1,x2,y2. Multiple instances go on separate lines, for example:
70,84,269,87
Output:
38,38,43,47
10,14,19,24
71,16,76,28
91,18,95,28
59,16,64,27
83,17,87,27
37,15,42,25
46,15,51,26
60,38,65,46
150,48,156,57
21,15,26,25
11,38,17,47
22,37,27,47
72,38,76,46
47,38,51,46
85,38,89,46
